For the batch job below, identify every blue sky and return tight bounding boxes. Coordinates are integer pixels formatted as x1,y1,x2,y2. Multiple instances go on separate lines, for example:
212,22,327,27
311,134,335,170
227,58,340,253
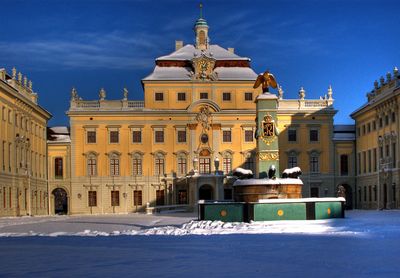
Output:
1,0,399,126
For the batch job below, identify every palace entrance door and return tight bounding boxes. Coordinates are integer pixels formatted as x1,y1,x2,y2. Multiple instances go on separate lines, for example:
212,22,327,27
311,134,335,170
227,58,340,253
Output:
53,188,68,215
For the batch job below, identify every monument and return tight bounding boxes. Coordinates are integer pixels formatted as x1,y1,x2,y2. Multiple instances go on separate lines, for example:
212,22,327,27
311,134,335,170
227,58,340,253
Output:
198,71,345,222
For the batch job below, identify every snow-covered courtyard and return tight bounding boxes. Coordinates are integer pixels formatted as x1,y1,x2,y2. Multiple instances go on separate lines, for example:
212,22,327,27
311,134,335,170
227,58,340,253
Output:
0,210,399,277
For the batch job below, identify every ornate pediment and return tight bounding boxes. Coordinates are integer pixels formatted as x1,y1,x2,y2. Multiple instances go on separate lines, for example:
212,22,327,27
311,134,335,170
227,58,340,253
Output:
191,54,216,80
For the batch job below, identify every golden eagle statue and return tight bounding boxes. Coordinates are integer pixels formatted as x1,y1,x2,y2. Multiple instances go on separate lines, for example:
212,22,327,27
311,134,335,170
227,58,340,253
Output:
253,70,278,93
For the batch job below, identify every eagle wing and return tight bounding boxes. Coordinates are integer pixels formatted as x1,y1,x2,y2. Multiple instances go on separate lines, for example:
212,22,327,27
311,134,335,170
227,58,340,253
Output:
253,74,264,89
268,73,278,88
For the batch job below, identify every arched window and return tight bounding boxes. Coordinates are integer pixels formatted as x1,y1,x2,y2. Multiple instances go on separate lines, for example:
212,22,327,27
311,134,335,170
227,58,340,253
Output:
244,151,255,173
340,154,348,176
132,153,143,176
86,153,98,176
109,153,120,176
198,30,206,45
177,152,187,177
154,152,165,176
222,151,233,175
309,150,320,173
54,157,63,179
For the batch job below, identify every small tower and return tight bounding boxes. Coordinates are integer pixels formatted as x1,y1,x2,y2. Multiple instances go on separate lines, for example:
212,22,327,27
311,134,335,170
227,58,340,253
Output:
194,3,209,50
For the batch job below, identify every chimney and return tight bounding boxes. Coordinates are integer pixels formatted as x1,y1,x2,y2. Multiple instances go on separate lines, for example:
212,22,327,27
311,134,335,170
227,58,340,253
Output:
228,47,235,54
175,40,183,51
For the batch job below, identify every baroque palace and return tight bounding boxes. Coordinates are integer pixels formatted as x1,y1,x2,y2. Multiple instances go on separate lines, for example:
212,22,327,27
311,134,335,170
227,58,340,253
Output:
1,14,399,216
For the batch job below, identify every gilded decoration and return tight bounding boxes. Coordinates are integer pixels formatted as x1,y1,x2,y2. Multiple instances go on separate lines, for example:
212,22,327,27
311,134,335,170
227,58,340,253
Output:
260,113,277,145
258,151,279,161
253,70,278,93
192,54,216,80
195,105,212,130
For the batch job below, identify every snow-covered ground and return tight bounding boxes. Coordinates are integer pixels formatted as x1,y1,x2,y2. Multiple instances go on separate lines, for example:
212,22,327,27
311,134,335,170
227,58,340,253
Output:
0,210,399,277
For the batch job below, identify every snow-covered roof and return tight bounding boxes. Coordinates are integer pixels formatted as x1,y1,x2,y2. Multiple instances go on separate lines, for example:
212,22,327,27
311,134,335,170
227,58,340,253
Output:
214,67,257,80
233,178,303,186
143,66,192,81
48,126,69,134
156,44,249,61
143,66,257,81
48,126,71,143
333,124,355,141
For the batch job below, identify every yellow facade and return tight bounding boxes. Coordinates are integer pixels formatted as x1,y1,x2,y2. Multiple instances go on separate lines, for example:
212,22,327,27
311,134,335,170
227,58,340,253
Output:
351,69,400,209
1,15,365,217
51,15,355,215
0,68,51,217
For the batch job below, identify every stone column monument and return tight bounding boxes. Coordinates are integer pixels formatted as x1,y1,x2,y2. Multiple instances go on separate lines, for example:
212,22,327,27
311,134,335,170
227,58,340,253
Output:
253,71,280,178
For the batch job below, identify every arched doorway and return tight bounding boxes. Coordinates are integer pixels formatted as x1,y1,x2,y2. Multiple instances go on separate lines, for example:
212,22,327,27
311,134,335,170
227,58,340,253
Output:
52,188,68,215
199,184,213,200
337,184,353,210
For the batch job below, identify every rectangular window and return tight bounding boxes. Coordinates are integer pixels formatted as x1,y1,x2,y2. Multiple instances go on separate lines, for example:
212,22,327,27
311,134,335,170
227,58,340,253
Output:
288,129,297,142
155,130,164,143
177,92,186,101
310,156,319,173
177,157,187,176
132,158,142,176
199,158,211,174
340,155,348,176
111,191,120,206
54,157,63,179
110,131,119,143
379,118,383,128
222,130,232,143
363,151,366,174
156,190,165,206
393,143,396,168
380,146,383,159
88,191,97,207
369,186,372,202
177,190,188,204
3,187,5,208
155,92,164,101
244,130,253,142
223,157,232,174
385,114,389,126
200,92,208,99
134,190,142,206
364,186,367,202
132,130,142,143
1,107,5,121
244,156,255,172
367,123,371,133
368,150,372,173
110,158,120,176
87,158,97,176
288,156,297,168
373,148,377,172
362,125,365,135
392,112,396,123
8,110,12,124
386,145,390,157
177,130,186,143
244,92,253,101
222,92,231,101
155,158,165,176
1,141,5,171
309,129,319,142
372,121,376,130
